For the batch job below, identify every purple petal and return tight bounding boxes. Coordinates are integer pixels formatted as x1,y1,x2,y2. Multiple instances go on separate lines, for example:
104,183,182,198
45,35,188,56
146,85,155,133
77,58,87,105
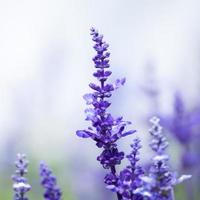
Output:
89,83,101,92
121,130,136,137
85,108,97,121
104,71,112,77
76,130,91,138
83,93,95,104
103,84,114,92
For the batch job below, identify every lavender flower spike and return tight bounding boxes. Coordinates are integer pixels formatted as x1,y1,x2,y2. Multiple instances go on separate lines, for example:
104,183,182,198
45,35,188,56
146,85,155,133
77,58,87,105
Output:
40,162,62,200
76,28,136,200
105,138,145,199
12,153,31,200
146,117,191,200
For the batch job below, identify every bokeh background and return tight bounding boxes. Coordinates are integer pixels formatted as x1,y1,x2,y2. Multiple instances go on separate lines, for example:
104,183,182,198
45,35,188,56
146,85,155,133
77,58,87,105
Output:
1,0,200,199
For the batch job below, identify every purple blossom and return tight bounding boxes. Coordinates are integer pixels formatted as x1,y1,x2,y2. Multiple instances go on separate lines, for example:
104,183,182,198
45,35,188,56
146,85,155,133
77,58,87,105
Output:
97,144,125,169
160,92,200,170
149,117,168,155
75,28,192,200
39,162,62,200
105,138,144,200
167,93,193,144
76,27,136,200
127,138,142,169
138,117,191,200
159,92,200,145
12,154,31,200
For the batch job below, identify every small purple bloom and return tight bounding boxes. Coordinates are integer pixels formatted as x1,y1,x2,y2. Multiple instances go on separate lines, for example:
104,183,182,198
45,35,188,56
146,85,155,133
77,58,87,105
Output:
159,92,200,170
169,93,192,144
149,117,168,155
12,154,31,200
139,117,191,200
105,139,144,200
39,162,62,200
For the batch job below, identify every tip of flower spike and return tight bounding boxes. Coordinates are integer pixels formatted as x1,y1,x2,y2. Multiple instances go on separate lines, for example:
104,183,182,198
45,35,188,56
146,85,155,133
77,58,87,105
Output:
13,153,29,175
150,116,160,124
40,162,62,200
16,153,29,162
90,27,96,33
174,91,185,113
90,27,100,38
39,161,47,168
12,153,31,198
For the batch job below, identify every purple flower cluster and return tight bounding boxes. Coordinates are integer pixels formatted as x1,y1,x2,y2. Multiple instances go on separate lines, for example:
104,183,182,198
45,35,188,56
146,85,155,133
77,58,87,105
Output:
9,28,192,200
149,117,169,155
76,27,136,199
11,155,62,200
76,28,191,200
160,92,200,169
76,28,135,153
137,117,191,200
105,138,144,200
40,162,62,200
12,154,31,200
147,117,175,199
165,93,193,145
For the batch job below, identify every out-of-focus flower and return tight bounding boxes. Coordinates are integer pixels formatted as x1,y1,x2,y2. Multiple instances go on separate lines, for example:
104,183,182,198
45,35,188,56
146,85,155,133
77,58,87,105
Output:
39,162,62,200
160,92,200,170
164,93,193,144
12,154,31,200
137,117,191,200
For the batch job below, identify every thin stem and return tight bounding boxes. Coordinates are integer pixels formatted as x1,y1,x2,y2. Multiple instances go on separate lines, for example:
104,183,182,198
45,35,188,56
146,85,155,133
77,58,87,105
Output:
111,166,122,200
117,193,122,200
182,146,194,200
170,189,175,200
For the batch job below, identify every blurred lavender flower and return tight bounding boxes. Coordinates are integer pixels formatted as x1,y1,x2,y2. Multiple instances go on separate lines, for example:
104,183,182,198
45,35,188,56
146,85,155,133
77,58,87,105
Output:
137,117,191,200
141,62,160,116
164,93,193,145
12,154,31,200
39,162,62,200
76,28,136,199
160,92,200,169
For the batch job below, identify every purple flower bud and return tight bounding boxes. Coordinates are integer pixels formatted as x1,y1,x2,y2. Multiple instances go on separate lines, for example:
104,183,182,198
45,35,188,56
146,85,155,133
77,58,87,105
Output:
12,154,31,200
89,83,101,92
83,93,95,105
39,162,62,200
139,117,191,200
